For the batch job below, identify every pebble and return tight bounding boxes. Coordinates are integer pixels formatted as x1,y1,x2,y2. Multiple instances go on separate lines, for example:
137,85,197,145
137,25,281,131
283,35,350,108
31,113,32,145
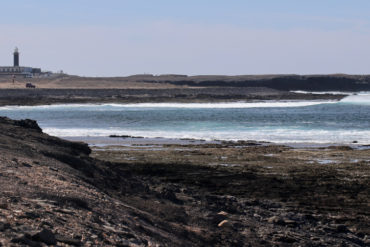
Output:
218,220,231,227
267,216,284,225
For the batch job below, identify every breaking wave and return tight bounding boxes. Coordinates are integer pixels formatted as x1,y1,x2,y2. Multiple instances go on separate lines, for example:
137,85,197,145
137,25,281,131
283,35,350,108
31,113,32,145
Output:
43,127,370,145
0,100,339,110
340,93,370,105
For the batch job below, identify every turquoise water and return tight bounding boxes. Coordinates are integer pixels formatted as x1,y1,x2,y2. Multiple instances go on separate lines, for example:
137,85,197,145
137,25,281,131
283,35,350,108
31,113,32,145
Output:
0,94,369,144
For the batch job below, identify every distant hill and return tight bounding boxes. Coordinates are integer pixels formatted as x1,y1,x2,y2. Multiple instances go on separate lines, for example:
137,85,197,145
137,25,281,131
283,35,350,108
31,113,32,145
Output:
1,74,370,91
116,74,370,91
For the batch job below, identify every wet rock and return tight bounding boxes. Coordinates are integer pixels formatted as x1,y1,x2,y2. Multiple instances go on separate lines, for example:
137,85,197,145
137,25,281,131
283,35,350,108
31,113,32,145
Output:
32,229,57,245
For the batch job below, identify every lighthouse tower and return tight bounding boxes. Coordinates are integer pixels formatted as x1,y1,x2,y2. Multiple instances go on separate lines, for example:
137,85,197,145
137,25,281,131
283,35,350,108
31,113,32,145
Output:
13,47,19,67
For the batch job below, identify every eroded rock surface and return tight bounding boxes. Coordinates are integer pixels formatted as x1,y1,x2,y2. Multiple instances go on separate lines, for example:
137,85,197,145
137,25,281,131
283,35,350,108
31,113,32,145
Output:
0,116,369,246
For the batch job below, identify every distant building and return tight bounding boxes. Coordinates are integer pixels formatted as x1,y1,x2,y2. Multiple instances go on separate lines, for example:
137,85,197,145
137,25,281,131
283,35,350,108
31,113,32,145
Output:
0,47,42,78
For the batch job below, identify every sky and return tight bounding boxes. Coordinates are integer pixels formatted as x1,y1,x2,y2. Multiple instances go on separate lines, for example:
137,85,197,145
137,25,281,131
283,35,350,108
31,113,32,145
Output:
0,0,370,76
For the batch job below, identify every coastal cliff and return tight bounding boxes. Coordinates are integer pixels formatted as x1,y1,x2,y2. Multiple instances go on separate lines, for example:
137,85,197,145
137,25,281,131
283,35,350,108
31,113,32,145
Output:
0,117,369,246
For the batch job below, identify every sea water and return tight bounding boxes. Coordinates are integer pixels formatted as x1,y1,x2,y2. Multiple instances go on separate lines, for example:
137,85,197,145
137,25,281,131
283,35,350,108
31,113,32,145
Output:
0,93,369,144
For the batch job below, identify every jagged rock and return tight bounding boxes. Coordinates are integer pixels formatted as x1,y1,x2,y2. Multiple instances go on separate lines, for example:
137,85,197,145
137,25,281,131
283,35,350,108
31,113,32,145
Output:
32,229,57,245
15,119,42,133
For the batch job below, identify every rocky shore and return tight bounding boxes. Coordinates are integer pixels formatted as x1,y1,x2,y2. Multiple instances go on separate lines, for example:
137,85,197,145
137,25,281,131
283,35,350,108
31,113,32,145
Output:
0,88,344,106
0,117,369,246
2,73,370,105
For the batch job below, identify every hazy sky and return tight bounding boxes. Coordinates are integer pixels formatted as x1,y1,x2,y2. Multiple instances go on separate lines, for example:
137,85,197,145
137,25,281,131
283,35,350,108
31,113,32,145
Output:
1,0,370,76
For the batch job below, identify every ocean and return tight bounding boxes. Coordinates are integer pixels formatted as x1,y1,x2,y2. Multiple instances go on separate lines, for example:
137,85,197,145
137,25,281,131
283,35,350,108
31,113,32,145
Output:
0,93,369,145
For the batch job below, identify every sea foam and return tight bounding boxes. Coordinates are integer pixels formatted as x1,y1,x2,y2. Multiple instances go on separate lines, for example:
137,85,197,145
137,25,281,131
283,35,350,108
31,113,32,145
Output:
340,93,370,105
42,127,370,145
0,100,338,111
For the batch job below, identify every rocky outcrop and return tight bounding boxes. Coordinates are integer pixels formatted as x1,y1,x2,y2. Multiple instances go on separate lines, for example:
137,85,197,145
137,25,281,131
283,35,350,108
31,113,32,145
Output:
0,117,369,246
0,87,346,106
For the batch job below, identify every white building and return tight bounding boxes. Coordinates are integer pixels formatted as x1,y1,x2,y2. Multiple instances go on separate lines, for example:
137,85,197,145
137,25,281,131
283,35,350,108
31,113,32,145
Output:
0,48,41,77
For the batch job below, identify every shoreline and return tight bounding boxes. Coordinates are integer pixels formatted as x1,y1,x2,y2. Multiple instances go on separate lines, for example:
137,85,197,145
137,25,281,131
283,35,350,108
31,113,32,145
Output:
0,117,369,246
64,135,370,150
0,88,346,106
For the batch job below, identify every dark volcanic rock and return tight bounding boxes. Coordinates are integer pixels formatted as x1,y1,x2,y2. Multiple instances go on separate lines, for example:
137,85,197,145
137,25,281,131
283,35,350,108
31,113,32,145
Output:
0,86,346,106
0,117,42,132
16,119,43,133
32,229,57,245
0,117,369,246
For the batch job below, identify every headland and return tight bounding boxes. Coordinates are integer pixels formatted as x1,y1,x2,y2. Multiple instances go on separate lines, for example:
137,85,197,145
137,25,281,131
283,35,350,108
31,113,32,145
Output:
2,73,370,105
